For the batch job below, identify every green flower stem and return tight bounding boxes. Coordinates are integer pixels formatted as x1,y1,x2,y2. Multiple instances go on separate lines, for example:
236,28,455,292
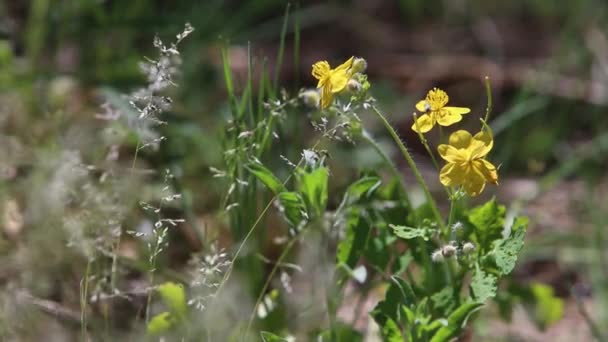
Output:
361,130,412,209
483,76,493,123
412,113,440,171
371,105,445,230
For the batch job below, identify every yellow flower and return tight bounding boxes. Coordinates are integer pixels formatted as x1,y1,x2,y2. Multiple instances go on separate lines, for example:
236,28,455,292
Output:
311,57,354,109
411,88,471,133
437,130,498,196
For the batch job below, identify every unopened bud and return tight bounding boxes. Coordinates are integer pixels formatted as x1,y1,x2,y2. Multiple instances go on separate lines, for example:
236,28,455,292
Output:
431,249,444,263
347,79,362,92
462,242,475,254
441,244,457,258
451,222,463,231
351,57,367,74
299,89,320,108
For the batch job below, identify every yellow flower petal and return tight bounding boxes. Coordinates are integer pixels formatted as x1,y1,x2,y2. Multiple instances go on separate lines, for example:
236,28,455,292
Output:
448,130,473,149
334,56,354,74
411,113,436,133
475,159,498,185
312,61,330,81
329,69,350,93
415,100,429,112
436,109,463,126
437,144,464,163
443,106,470,115
320,84,334,109
439,162,465,186
470,130,493,158
462,166,487,196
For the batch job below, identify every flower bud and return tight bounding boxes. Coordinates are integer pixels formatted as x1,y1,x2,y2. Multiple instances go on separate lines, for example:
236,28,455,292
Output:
431,249,444,263
462,242,475,254
441,244,457,258
347,79,362,92
451,221,463,231
299,89,320,108
351,57,367,74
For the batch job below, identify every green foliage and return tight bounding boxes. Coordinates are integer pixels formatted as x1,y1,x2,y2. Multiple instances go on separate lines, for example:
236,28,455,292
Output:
343,176,382,205
261,331,290,341
297,166,329,217
157,282,188,319
529,282,564,330
147,282,188,335
337,207,371,269
470,266,497,302
468,198,506,250
276,191,308,229
147,312,175,335
429,302,484,342
390,224,433,240
246,161,286,195
376,316,403,342
487,217,528,275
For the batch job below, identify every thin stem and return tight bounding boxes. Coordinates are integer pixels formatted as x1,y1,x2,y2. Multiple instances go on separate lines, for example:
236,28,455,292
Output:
371,105,445,230
80,260,91,341
213,124,343,307
483,76,493,124
412,113,440,171
244,235,300,338
447,195,457,238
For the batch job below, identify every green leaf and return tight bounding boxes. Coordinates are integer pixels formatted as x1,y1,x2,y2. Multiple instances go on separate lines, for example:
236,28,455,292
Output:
316,322,364,341
344,177,381,205
277,192,308,229
470,266,497,302
490,217,528,275
390,224,431,240
157,282,187,319
337,208,371,269
372,314,404,342
260,331,289,341
147,312,174,335
246,162,286,194
372,276,416,323
297,166,329,217
431,287,456,314
430,302,484,342
468,198,506,249
530,283,564,330
391,251,413,275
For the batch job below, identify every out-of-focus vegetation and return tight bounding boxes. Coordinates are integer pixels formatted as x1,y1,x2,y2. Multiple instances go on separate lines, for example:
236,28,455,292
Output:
1,0,608,341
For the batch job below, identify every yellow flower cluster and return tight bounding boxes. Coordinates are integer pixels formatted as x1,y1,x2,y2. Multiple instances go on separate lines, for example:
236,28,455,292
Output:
309,57,498,197
413,88,498,196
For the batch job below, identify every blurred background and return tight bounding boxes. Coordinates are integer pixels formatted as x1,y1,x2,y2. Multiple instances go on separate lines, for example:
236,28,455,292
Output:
1,0,608,340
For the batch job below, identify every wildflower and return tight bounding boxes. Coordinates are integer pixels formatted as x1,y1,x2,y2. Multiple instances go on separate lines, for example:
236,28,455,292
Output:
431,249,444,263
351,57,367,74
311,57,354,109
438,129,498,196
441,244,457,258
462,242,475,254
451,221,463,231
411,88,470,133
347,79,362,92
